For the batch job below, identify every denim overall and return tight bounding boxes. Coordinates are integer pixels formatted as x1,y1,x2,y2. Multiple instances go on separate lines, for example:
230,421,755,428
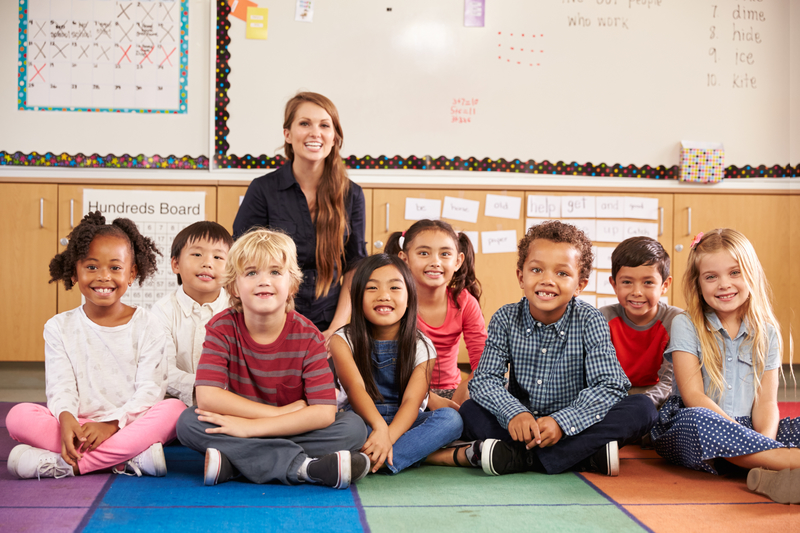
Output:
350,340,463,474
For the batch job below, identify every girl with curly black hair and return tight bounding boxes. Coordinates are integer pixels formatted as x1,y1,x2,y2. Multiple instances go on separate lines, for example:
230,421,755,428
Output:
6,212,186,480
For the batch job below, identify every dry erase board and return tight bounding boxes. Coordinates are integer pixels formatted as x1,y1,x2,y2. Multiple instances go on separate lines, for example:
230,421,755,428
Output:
0,0,209,169
215,0,795,177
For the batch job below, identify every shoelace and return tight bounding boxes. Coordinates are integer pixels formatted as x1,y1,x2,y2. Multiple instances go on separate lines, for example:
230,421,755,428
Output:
38,456,73,480
112,459,143,477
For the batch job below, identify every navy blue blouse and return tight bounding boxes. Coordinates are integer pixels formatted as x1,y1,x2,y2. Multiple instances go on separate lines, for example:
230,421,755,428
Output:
233,163,367,328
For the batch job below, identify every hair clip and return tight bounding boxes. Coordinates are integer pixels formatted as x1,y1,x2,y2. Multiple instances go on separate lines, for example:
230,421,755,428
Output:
398,235,405,249
690,232,704,250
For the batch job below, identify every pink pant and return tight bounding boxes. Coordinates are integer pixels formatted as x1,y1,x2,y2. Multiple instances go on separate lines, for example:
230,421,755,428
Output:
6,399,186,474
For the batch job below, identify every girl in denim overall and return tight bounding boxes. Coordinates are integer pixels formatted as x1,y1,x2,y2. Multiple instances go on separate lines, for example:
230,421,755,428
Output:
329,254,463,474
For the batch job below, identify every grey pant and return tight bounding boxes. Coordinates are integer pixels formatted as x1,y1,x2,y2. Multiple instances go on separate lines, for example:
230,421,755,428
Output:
176,407,368,485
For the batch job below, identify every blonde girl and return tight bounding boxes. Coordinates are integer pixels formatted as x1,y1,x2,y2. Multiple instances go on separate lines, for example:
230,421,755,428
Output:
652,228,798,504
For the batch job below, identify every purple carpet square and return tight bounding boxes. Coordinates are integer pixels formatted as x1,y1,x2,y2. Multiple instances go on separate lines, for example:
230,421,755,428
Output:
0,507,90,533
0,466,112,508
1,430,17,460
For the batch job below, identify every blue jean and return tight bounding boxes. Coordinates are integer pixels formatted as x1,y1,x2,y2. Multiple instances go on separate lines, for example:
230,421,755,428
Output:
362,406,463,474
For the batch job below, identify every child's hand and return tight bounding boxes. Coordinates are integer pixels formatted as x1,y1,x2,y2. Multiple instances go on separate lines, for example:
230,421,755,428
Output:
79,421,119,452
508,412,539,446
197,408,253,438
529,416,562,448
58,412,86,468
427,392,460,412
361,426,393,473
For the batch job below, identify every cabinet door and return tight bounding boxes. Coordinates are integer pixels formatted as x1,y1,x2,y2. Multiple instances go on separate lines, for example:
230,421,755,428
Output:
792,195,800,365
371,189,525,329
57,185,218,313
0,184,58,361
673,194,791,362
525,192,674,306
217,186,249,235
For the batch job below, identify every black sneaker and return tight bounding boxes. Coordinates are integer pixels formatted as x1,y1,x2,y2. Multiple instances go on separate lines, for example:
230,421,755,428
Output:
307,450,370,489
480,439,538,476
204,448,239,486
588,441,619,476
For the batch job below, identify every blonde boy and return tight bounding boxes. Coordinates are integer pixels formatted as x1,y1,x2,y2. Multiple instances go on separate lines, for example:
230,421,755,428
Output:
151,222,233,406
175,228,368,488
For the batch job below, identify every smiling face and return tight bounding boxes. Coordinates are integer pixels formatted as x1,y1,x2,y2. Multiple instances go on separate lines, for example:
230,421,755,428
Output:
283,102,336,165
610,264,672,327
399,229,464,293
232,257,292,320
73,234,137,318
362,264,409,340
697,250,750,323
172,237,229,305
517,239,587,325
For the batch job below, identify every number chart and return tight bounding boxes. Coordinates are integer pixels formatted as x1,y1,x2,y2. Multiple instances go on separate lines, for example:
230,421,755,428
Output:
18,0,189,113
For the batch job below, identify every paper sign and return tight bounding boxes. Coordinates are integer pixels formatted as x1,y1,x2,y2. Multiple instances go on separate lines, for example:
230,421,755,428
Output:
624,222,659,240
481,230,518,254
562,196,595,218
442,196,479,223
239,195,244,206
463,231,479,252
583,270,597,293
484,194,521,219
596,247,614,270
624,197,659,220
405,198,441,221
229,0,259,21
295,0,314,22
561,219,596,241
596,197,625,219
527,195,561,218
592,246,598,268
597,275,616,295
597,297,619,308
596,220,625,243
246,7,269,39
464,0,485,27
577,294,597,308
660,296,669,304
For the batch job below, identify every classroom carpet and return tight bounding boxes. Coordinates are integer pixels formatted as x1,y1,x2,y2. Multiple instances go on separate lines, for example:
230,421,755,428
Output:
1,402,797,533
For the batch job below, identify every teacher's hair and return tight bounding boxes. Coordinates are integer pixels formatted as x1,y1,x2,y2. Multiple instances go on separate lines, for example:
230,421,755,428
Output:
284,92,350,299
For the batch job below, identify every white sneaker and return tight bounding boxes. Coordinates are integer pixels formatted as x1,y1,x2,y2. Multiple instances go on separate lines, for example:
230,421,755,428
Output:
7,445,75,479
113,442,167,477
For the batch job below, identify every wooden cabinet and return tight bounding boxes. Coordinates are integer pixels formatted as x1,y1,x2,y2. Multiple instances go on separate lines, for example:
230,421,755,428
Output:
0,184,58,361
672,194,792,363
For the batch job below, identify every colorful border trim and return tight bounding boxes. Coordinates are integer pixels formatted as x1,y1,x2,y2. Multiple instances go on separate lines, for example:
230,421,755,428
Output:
18,0,190,114
211,0,795,179
0,151,208,169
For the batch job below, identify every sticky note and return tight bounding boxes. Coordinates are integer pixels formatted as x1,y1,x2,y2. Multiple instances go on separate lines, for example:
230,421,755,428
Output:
442,196,479,223
229,0,258,21
246,7,269,40
404,198,442,221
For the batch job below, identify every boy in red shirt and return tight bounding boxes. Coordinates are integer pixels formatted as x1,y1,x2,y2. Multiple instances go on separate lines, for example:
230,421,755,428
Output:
600,237,682,408
176,229,368,488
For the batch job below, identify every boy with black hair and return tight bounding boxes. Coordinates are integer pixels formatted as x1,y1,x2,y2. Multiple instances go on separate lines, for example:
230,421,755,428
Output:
601,236,682,408
151,221,233,406
453,221,657,477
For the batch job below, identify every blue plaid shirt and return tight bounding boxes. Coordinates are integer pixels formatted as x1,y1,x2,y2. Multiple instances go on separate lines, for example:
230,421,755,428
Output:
469,297,630,436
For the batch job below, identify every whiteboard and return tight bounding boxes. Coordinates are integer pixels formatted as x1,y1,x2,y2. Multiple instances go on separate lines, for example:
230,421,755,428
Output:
221,0,792,168
0,0,209,162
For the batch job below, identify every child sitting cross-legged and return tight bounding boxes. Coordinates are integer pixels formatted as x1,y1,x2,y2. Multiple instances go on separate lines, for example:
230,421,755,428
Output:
176,228,369,488
430,221,658,476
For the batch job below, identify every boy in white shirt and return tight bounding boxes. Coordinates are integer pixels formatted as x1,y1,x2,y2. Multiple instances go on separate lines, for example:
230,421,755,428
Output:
151,222,233,406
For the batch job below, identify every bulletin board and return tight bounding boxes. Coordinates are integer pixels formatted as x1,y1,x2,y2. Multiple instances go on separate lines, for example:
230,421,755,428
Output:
214,0,796,179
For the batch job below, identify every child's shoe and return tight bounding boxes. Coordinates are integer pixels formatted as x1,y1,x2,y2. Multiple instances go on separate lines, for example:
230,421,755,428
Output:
747,468,800,504
306,450,370,489
588,441,619,476
7,445,75,479
204,448,240,486
113,442,167,477
480,439,539,476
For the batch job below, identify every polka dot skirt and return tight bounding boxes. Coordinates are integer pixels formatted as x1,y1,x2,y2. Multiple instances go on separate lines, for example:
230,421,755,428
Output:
652,396,799,475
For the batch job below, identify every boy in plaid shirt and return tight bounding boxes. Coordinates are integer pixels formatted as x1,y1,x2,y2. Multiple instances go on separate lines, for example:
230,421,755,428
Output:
451,221,657,476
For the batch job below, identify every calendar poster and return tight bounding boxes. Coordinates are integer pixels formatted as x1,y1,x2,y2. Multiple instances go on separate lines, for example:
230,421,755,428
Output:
83,189,206,309
18,0,189,113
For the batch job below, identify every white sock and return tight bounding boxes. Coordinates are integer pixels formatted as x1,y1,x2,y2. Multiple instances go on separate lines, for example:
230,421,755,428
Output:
296,457,313,482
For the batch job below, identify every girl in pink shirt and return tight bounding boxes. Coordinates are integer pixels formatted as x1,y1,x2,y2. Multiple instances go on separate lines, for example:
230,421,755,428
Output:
387,219,487,410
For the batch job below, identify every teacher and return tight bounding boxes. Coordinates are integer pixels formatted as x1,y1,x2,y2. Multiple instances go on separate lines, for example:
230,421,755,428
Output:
233,92,367,339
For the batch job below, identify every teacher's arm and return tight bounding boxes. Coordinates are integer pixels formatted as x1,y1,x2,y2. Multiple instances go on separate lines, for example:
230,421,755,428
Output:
233,178,269,239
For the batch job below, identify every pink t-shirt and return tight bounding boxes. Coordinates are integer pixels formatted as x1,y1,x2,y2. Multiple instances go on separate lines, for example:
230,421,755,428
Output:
417,290,487,390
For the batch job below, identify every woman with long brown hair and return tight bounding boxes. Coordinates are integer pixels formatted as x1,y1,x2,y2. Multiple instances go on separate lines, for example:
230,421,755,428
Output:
233,92,367,339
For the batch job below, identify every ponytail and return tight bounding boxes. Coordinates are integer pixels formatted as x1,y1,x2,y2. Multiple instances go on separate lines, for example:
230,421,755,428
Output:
449,232,482,309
